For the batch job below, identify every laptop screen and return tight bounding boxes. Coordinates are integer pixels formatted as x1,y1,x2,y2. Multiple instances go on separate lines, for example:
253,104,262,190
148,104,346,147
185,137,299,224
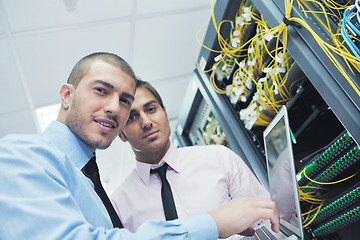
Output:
263,106,303,238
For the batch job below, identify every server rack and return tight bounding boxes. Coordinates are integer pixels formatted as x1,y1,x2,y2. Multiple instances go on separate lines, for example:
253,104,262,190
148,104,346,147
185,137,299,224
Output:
175,0,360,239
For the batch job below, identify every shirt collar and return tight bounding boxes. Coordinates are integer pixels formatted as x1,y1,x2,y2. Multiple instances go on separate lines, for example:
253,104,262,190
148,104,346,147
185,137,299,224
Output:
42,121,94,171
136,143,181,186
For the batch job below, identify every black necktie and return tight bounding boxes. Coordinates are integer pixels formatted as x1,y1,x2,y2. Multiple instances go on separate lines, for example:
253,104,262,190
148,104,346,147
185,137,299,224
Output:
83,156,123,228
150,163,178,221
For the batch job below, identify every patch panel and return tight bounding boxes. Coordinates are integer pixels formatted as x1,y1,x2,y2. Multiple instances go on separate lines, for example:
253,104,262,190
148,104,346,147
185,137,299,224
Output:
313,206,360,237
297,132,355,186
309,186,360,226
301,146,360,193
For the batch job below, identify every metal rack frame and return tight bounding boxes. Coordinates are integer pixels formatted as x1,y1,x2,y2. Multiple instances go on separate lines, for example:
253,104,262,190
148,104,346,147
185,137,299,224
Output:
176,0,360,193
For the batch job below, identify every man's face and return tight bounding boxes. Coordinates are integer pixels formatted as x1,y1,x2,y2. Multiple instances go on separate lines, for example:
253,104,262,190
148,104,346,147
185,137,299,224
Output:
120,87,171,163
65,61,135,152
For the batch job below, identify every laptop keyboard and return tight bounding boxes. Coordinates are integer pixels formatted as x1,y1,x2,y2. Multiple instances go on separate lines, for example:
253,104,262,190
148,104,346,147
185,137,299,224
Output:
241,225,277,240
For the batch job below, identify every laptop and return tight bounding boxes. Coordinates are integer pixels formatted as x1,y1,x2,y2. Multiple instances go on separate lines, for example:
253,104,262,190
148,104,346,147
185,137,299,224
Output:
239,105,304,240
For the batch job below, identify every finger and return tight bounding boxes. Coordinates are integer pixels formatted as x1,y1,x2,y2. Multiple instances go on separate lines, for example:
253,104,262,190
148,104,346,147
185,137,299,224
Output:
270,219,280,233
267,207,280,233
253,206,280,233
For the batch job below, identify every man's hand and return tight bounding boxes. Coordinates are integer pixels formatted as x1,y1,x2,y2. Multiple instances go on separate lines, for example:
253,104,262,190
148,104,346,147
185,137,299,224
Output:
208,196,280,239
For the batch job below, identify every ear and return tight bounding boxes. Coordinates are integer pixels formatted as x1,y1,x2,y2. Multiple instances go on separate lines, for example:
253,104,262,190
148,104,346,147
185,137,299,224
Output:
59,84,74,110
163,106,169,122
118,131,128,142
163,106,171,135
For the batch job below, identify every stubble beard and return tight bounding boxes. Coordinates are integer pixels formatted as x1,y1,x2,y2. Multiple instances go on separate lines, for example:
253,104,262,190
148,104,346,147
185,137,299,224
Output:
66,102,112,151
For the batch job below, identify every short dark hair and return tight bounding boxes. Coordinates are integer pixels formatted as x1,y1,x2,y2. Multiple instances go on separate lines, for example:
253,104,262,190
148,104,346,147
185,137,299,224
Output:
136,78,164,109
67,52,136,88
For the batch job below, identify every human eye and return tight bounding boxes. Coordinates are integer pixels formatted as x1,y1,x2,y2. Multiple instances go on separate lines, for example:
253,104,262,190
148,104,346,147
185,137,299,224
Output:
147,106,156,113
120,97,132,106
95,87,107,95
127,114,137,123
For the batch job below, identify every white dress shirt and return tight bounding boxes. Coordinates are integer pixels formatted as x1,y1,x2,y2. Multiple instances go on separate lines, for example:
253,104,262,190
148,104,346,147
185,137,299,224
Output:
111,143,269,234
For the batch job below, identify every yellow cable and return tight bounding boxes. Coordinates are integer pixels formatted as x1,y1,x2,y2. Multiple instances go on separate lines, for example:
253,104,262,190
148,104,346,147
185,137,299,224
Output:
287,16,360,97
303,168,358,185
292,0,360,95
303,203,323,227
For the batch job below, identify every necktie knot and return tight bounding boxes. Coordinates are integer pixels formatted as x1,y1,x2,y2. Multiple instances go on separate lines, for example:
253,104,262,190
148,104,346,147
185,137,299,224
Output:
83,156,98,177
151,163,168,179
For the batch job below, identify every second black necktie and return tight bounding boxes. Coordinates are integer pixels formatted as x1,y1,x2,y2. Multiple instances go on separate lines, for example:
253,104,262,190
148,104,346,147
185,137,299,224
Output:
151,163,178,221
83,156,124,228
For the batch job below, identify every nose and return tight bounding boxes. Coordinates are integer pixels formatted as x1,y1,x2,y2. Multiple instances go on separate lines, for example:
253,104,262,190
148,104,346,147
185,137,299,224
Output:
104,95,120,115
139,112,152,130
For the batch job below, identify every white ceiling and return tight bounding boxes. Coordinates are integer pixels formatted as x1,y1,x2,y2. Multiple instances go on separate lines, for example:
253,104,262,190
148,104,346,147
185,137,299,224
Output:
0,0,212,193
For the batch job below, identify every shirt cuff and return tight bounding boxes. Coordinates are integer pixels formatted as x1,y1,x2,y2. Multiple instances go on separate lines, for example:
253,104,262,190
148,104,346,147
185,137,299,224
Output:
177,213,218,240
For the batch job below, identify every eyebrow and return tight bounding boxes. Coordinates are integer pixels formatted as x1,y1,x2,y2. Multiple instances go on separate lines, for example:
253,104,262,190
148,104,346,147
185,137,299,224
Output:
94,80,114,89
122,92,135,102
129,100,157,115
143,100,157,108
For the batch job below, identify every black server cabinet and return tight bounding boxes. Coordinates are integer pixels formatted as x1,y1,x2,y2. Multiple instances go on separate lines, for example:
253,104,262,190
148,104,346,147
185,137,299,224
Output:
175,0,360,239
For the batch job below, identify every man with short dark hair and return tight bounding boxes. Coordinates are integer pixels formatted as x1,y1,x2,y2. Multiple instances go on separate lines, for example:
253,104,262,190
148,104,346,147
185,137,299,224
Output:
111,79,272,238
